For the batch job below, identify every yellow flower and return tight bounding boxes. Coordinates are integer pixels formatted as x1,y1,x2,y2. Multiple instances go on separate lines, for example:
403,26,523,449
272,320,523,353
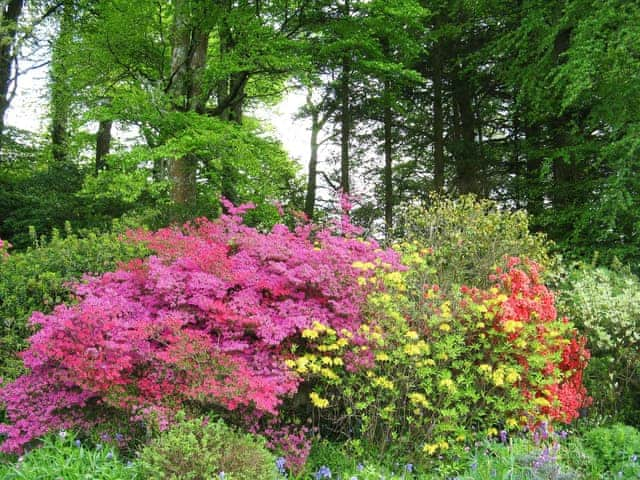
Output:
423,443,438,455
320,368,339,380
309,392,329,408
301,329,318,339
372,376,395,390
357,277,367,286
404,344,422,356
284,359,296,368
332,357,344,366
375,353,390,361
439,378,456,392
336,338,349,347
506,418,518,429
492,369,505,387
478,364,492,374
405,330,420,340
455,434,466,442
438,441,450,451
476,322,486,329
503,320,523,333
487,427,498,437
533,397,551,407
506,369,520,384
439,323,451,332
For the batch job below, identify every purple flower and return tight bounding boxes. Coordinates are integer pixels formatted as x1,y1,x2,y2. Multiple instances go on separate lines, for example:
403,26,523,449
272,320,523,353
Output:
276,456,286,475
405,463,413,473
74,439,81,447
315,465,332,479
500,430,507,444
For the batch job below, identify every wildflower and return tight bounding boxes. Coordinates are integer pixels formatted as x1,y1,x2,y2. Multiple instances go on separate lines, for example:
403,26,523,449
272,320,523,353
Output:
405,463,413,473
439,323,451,332
423,443,438,455
309,392,330,408
74,439,81,447
315,465,332,479
106,451,114,460
357,463,364,471
218,472,226,479
58,430,67,438
276,457,286,475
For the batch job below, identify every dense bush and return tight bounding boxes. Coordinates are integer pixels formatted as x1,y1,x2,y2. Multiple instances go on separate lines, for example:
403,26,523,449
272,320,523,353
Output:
557,265,640,423
0,201,401,457
396,195,554,291
299,246,589,463
138,415,278,480
0,224,149,380
0,431,138,479
562,424,640,479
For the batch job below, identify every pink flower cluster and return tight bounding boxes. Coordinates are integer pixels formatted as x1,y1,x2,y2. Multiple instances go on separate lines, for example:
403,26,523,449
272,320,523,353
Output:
0,202,401,453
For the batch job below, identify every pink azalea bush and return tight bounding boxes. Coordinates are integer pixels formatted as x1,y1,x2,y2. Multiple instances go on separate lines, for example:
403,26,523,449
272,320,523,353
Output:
0,201,402,455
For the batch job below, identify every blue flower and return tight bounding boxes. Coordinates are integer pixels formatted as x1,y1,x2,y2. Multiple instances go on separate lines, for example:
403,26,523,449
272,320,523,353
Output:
357,463,364,472
276,456,287,475
74,439,81,447
106,451,114,460
405,463,413,473
315,465,332,479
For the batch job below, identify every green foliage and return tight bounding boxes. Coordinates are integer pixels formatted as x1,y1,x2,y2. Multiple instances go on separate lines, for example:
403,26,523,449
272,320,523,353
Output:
0,223,148,380
562,424,640,479
395,195,554,292
456,438,579,480
557,264,640,423
137,415,278,480
0,431,139,480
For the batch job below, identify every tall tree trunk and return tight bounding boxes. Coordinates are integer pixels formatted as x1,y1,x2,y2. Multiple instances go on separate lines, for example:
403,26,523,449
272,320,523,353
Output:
432,43,445,193
339,0,351,194
0,0,23,151
168,0,210,206
383,79,393,236
95,119,112,172
50,2,74,163
305,107,320,219
452,73,480,195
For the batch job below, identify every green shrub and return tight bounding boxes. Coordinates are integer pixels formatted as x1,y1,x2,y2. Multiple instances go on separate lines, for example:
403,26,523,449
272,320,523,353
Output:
562,424,640,479
137,415,279,480
0,431,139,479
0,222,148,380
395,194,555,292
557,265,640,423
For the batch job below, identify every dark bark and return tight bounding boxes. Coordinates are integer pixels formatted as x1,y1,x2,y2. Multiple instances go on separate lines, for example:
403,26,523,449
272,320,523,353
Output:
452,72,480,195
432,43,445,193
95,119,112,172
50,3,72,163
168,0,210,206
339,0,351,194
383,79,393,236
0,0,24,150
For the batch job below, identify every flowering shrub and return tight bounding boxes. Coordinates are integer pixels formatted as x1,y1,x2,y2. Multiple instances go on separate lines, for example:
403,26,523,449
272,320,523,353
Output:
301,242,590,462
137,414,279,480
557,265,640,422
0,201,401,455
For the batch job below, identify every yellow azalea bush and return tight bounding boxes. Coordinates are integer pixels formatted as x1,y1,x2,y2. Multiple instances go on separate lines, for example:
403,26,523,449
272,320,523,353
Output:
291,242,590,467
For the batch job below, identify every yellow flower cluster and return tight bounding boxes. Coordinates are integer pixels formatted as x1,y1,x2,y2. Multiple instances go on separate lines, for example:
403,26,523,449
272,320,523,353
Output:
309,392,329,408
423,440,449,455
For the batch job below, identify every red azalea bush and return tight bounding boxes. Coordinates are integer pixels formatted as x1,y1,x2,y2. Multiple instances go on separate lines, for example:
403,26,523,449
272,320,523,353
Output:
0,201,402,454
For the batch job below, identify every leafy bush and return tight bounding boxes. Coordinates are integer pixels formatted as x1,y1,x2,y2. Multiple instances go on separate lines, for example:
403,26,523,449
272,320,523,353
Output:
299,247,589,464
562,424,640,479
138,415,278,480
0,223,149,380
0,202,401,457
557,265,640,423
0,431,139,479
396,195,554,292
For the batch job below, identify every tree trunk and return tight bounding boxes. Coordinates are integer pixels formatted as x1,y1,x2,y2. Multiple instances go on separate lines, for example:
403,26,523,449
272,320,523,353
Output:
339,0,351,194
50,3,73,163
168,0,210,206
452,73,480,195
95,119,112,172
0,0,24,151
432,43,445,193
383,80,393,237
305,108,320,219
